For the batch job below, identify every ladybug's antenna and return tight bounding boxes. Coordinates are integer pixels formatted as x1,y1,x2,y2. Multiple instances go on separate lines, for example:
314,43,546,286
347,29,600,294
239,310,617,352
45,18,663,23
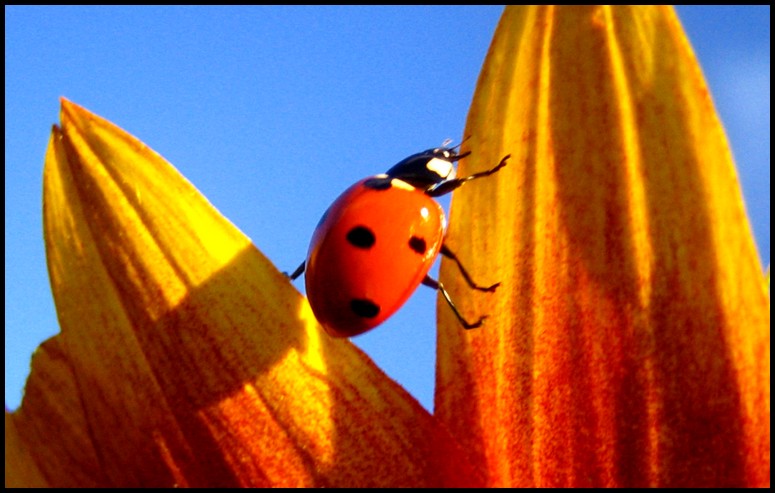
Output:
441,135,472,152
441,135,472,161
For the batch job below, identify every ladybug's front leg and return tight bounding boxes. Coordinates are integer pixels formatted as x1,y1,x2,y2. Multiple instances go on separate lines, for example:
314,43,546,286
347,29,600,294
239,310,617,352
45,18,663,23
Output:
426,153,510,198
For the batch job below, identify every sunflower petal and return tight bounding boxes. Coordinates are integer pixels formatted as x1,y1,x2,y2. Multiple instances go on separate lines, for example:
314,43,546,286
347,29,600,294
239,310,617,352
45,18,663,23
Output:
7,99,481,487
436,6,769,487
5,410,48,487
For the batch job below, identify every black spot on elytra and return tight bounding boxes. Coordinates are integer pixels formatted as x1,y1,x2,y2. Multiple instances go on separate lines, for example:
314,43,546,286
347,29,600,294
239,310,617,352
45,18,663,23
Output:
363,177,392,190
351,299,380,318
409,236,426,254
346,226,375,249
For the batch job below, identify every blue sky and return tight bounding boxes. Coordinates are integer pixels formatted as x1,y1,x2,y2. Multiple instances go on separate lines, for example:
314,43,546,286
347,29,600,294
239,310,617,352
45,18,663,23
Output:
5,6,770,412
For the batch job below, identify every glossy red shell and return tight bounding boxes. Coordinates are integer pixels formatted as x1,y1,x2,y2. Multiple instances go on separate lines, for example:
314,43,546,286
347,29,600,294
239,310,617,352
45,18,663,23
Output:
305,178,445,337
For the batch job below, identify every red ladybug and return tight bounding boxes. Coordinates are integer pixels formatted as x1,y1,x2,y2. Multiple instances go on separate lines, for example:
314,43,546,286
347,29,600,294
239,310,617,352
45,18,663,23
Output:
288,146,509,337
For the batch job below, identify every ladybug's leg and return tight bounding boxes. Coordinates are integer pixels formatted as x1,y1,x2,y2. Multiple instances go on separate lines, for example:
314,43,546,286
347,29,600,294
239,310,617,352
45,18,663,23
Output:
285,261,305,281
440,244,500,292
453,150,472,161
422,275,486,330
426,154,510,198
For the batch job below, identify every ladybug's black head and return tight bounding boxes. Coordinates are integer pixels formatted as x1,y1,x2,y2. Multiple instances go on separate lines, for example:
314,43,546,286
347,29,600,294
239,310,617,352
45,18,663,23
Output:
384,147,463,190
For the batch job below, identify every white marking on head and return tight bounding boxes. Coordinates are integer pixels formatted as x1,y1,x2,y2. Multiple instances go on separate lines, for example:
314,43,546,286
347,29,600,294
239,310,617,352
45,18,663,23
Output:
426,157,455,180
390,178,417,191
420,207,429,219
434,147,454,160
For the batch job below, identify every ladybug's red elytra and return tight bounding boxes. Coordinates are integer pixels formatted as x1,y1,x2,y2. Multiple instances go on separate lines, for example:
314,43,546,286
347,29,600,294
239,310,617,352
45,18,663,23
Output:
288,145,510,338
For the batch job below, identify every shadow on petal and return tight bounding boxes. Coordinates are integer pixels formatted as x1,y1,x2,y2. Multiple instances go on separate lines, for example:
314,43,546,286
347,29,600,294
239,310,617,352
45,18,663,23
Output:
8,100,482,487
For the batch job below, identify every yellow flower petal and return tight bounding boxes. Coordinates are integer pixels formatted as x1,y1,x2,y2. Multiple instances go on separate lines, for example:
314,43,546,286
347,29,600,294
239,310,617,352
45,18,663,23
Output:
5,411,48,487
7,99,481,487
436,6,769,487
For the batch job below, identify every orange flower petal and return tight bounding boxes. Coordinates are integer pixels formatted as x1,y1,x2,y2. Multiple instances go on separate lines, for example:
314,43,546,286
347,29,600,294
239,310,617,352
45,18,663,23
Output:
6,99,481,487
5,410,48,487
436,6,769,487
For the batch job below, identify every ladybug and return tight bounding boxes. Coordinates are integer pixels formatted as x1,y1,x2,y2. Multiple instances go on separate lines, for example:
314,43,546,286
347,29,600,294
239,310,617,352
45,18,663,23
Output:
288,145,510,338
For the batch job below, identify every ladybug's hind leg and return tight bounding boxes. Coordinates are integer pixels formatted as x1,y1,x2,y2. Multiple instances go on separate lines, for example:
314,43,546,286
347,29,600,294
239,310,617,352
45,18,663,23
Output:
422,275,486,330
285,261,306,281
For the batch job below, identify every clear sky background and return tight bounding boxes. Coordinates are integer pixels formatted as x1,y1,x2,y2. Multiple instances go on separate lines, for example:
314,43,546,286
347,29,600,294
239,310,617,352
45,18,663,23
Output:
5,6,770,412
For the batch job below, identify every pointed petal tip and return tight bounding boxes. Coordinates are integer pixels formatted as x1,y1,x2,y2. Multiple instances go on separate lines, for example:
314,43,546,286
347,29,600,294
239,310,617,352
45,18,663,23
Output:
437,5,769,487
26,100,483,487
59,96,75,115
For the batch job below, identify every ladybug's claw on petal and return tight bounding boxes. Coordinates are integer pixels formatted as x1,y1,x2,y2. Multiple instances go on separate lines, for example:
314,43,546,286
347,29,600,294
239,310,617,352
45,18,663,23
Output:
285,261,306,281
461,316,487,330
479,282,501,293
